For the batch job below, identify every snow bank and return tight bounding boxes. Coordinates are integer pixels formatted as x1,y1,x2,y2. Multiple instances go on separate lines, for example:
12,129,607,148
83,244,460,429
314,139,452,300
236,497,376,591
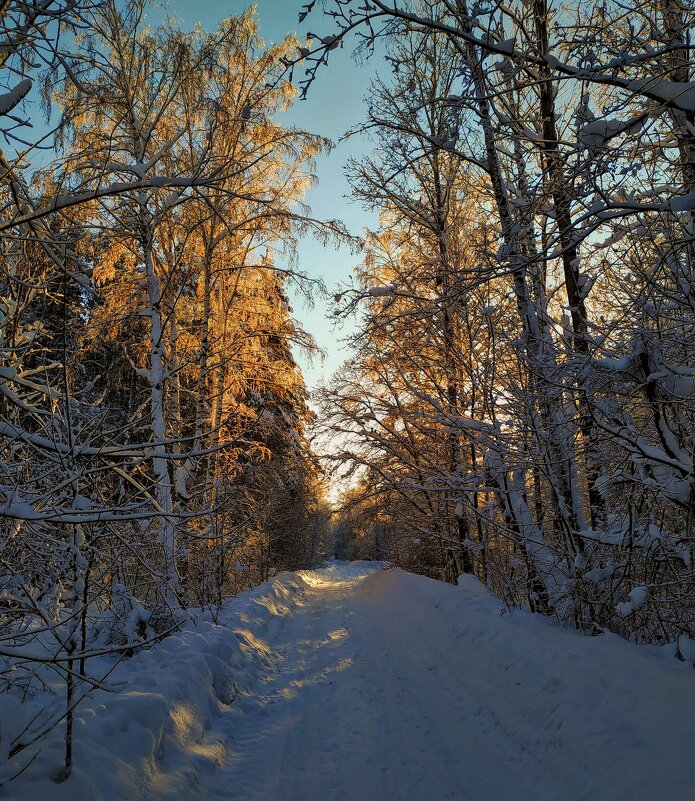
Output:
0,572,311,801
360,569,695,801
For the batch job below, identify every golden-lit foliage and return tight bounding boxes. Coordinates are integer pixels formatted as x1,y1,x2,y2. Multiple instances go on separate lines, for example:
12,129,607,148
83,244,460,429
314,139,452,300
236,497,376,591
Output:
13,1,331,608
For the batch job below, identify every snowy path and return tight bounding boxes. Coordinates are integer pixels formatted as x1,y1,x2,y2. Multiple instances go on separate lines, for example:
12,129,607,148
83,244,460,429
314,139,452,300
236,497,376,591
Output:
196,563,693,801
7,561,693,801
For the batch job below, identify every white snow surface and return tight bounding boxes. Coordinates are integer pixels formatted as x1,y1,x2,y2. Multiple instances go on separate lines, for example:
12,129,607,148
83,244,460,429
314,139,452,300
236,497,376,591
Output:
2,561,694,801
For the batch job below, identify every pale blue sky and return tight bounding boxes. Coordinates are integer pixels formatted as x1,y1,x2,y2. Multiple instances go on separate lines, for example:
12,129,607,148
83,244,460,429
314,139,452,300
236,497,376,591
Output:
159,1,380,391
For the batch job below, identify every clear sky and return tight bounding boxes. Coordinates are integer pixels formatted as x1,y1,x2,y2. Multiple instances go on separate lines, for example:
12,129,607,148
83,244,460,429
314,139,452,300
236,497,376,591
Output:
157,0,380,392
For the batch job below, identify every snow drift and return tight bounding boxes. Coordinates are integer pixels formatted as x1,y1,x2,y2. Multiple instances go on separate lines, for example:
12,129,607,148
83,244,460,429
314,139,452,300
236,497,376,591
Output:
0,572,312,800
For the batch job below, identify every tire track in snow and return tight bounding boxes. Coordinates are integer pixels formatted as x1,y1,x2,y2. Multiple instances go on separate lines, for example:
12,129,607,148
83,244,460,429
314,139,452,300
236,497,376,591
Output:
199,570,367,801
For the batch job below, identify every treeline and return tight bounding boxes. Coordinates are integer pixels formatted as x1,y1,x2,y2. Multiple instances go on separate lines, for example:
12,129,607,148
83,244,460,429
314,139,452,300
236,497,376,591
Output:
314,0,694,646
0,0,331,778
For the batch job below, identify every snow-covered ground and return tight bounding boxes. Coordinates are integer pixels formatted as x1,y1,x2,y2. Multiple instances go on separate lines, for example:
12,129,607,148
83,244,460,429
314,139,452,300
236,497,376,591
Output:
2,561,694,800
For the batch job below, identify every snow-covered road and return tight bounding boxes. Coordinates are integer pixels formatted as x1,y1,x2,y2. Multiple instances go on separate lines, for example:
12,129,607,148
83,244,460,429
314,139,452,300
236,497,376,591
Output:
198,562,694,801
205,562,478,801
7,561,693,801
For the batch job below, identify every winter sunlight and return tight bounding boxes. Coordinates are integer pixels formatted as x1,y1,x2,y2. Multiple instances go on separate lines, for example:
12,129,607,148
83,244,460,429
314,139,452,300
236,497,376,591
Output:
0,1,693,799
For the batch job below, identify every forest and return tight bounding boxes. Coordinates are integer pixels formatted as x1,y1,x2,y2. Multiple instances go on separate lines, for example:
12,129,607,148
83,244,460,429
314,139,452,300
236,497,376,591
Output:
0,0,693,795
325,0,695,646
